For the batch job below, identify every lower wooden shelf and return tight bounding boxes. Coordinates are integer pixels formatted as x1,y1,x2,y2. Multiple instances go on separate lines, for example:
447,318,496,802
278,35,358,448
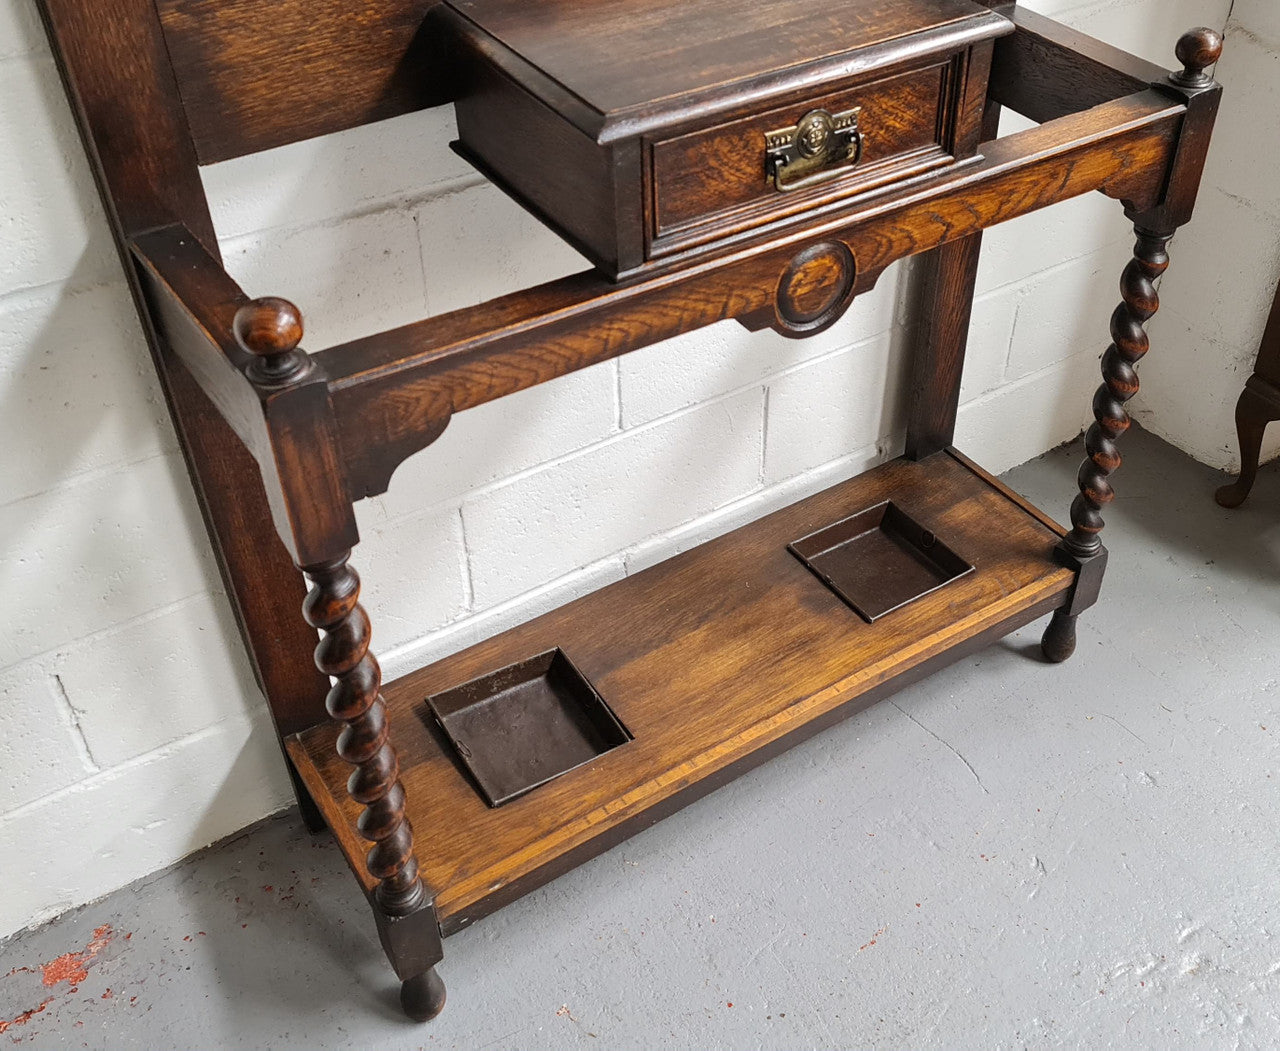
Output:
288,448,1073,936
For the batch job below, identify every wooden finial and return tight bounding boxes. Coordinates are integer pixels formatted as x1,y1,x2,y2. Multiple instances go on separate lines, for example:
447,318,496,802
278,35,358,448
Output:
1171,27,1223,89
233,296,308,383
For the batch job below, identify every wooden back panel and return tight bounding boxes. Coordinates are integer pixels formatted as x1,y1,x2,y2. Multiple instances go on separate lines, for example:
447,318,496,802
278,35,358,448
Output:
155,0,448,163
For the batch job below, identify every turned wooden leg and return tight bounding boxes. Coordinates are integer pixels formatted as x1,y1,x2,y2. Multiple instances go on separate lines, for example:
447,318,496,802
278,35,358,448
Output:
401,967,448,1022
1044,227,1172,662
301,554,446,1021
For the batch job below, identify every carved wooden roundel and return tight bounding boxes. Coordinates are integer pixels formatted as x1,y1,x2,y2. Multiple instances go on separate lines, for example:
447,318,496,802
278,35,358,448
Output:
774,241,856,336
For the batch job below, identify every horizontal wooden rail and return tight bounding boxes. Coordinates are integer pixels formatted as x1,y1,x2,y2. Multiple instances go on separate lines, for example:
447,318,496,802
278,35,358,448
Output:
987,5,1170,123
132,228,360,566
132,228,265,454
316,89,1185,500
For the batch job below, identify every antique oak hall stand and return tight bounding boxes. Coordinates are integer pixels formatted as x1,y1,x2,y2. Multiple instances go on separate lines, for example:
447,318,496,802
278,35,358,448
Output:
38,0,1221,1022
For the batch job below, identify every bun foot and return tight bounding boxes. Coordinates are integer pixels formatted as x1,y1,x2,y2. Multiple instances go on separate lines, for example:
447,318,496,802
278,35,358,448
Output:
1041,610,1078,664
401,967,447,1022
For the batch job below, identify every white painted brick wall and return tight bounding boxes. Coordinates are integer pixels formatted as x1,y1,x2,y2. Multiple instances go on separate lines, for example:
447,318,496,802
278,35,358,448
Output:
0,0,1263,939
1137,2,1280,468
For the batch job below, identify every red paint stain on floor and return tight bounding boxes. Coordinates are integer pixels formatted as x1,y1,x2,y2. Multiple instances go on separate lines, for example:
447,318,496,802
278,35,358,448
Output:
0,997,54,1035
0,925,117,1035
40,924,114,989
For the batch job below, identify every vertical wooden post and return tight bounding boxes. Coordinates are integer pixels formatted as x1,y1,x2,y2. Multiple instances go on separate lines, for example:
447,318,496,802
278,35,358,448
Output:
904,100,1001,461
905,232,985,460
1043,26,1223,661
35,0,332,820
233,297,446,1022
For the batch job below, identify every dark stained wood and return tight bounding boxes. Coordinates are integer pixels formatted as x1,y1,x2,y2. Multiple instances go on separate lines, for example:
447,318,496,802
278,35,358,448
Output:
1140,29,1224,231
451,58,633,275
905,234,985,459
132,227,261,450
648,62,955,253
1041,225,1172,663
444,0,1007,135
300,549,446,1014
986,6,1166,124
903,96,1001,462
38,0,1223,1022
1046,29,1225,660
289,452,1074,931
156,0,447,163
442,0,1011,276
301,551,428,918
34,0,330,744
1173,27,1225,87
34,0,212,242
1060,226,1171,560
319,89,1185,500
1217,279,1280,508
773,241,858,335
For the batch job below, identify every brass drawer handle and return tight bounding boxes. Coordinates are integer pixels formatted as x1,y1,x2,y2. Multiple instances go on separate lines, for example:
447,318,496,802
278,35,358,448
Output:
765,106,863,193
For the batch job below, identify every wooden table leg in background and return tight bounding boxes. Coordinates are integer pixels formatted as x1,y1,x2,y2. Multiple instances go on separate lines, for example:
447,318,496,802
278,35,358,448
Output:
1216,276,1280,508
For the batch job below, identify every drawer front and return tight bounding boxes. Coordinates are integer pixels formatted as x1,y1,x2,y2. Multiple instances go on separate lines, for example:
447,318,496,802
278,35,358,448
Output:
648,59,964,258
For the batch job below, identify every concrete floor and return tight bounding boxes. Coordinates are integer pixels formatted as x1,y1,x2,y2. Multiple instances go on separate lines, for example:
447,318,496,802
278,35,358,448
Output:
3,427,1279,1051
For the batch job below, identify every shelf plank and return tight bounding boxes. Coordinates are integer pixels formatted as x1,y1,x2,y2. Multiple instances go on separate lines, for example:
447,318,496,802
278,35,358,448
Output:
289,450,1072,933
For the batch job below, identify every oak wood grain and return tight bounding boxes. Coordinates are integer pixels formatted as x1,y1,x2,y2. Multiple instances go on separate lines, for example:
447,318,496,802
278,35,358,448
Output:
36,0,331,741
444,0,1007,136
318,90,1183,499
156,0,446,162
987,6,1165,123
289,451,1073,930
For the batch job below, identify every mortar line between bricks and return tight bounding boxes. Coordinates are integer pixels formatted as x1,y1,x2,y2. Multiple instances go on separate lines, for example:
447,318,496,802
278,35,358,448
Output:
379,434,889,676
760,384,771,485
370,329,895,529
0,590,224,680
0,711,275,828
976,229,1134,299
458,505,476,611
1002,295,1022,382
964,343,1103,416
0,447,185,514
212,173,489,247
0,274,129,313
378,554,628,675
50,672,101,774
614,359,624,431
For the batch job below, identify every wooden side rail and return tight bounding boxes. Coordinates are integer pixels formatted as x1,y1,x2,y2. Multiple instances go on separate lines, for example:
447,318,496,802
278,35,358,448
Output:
133,229,262,452
316,89,1186,499
986,5,1170,123
131,229,359,571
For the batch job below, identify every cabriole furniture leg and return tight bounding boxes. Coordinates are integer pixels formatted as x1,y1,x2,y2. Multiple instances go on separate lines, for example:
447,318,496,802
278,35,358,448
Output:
1216,278,1280,508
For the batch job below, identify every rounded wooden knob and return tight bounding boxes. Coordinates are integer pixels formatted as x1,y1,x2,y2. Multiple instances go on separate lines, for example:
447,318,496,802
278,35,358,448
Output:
1174,27,1223,84
233,296,303,358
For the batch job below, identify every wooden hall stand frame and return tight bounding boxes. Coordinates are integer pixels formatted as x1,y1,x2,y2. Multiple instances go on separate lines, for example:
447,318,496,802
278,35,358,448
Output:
37,0,1221,1022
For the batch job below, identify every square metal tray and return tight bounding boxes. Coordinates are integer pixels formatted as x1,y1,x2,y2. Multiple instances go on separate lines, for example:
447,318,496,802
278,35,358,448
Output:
425,648,631,807
789,501,974,622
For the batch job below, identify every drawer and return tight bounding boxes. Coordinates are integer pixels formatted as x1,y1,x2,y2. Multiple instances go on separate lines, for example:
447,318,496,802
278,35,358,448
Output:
648,60,966,258
440,0,1012,280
